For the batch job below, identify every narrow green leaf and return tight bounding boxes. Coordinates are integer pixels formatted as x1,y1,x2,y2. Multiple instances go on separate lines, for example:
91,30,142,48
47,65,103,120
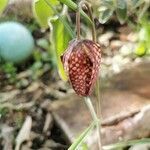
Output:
131,0,144,9
0,0,8,15
99,8,114,24
58,0,93,25
116,0,127,24
139,27,148,41
116,0,126,9
49,16,71,81
138,2,150,22
103,138,150,150
44,0,75,38
68,121,96,150
102,0,115,8
32,0,59,29
54,18,70,81
42,0,74,81
58,0,76,10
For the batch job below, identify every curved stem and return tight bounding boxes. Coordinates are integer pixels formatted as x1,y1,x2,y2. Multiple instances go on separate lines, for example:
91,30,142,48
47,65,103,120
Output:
84,97,102,150
76,9,81,40
83,1,96,42
76,1,96,42
82,3,102,150
84,97,98,121
76,1,102,149
77,0,97,42
95,78,102,149
58,0,93,25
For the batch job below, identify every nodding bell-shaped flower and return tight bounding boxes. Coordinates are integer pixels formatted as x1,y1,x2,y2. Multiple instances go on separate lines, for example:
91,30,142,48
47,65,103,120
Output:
61,39,101,96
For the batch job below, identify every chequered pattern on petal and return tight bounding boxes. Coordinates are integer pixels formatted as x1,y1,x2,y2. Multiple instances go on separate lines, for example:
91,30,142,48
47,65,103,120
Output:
61,39,101,96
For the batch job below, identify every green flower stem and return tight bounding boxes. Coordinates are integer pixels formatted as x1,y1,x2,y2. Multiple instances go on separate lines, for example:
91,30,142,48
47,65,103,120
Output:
68,120,97,150
86,2,103,149
95,78,102,149
58,0,93,25
79,1,102,149
84,97,102,150
84,97,98,121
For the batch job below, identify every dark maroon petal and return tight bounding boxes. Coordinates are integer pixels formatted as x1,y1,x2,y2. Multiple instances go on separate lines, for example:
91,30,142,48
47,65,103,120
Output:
61,39,101,96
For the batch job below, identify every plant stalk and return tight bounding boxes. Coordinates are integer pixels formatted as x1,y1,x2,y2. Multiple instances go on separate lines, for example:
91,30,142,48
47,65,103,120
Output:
76,7,81,40
95,78,102,149
58,0,93,25
79,1,102,149
76,1,102,149
84,97,102,150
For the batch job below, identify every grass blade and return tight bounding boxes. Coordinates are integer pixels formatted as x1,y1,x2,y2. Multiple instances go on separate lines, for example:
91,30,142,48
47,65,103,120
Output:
68,121,96,150
103,138,150,150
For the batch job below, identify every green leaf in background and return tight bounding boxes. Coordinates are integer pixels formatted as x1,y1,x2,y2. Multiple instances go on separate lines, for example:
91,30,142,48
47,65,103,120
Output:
102,0,114,8
139,27,148,41
116,0,127,24
32,0,59,29
81,143,89,150
135,42,146,56
50,17,71,81
58,0,76,10
131,0,144,9
0,0,8,15
138,19,150,55
99,8,114,24
34,0,75,81
116,0,126,9
68,121,96,150
37,38,50,50
139,26,150,42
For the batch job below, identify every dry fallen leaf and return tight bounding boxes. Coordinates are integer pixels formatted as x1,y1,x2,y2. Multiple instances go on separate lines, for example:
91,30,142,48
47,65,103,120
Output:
1,125,14,150
15,116,32,150
102,104,150,145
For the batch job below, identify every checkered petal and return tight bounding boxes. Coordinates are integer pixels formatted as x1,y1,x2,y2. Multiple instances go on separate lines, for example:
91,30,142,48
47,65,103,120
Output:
61,39,101,96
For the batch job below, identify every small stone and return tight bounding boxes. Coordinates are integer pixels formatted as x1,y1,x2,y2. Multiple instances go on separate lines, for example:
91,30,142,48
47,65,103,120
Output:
127,33,138,42
110,40,123,50
129,144,150,150
119,43,135,56
51,62,150,149
98,31,114,46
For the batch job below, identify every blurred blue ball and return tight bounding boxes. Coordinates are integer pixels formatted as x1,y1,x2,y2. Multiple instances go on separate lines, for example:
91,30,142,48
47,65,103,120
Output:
0,22,34,63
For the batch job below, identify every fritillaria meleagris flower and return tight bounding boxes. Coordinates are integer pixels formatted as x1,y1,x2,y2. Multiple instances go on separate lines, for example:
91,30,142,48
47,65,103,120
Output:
61,39,101,96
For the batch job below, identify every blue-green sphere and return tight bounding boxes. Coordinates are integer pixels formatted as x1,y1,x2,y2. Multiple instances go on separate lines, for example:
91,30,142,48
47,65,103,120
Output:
0,22,34,63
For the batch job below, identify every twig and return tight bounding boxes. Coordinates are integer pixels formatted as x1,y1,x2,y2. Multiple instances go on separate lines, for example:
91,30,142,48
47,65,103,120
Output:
0,101,34,111
102,109,140,126
15,116,32,150
43,113,53,133
0,90,20,103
